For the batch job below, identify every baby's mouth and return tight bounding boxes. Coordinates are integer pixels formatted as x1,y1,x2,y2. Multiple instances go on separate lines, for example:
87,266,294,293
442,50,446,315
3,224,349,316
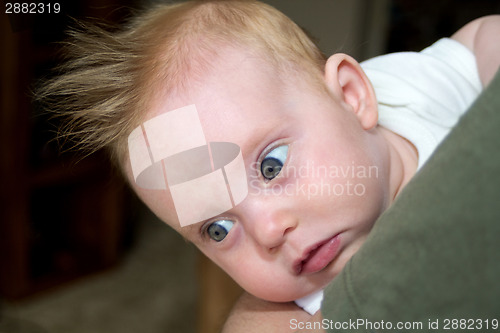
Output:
294,235,341,275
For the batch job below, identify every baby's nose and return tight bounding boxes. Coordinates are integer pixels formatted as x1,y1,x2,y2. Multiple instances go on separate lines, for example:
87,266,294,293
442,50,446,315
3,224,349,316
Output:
248,208,298,250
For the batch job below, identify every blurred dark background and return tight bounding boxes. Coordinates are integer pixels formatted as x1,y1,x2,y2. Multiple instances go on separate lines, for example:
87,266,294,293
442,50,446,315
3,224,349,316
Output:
1,0,499,332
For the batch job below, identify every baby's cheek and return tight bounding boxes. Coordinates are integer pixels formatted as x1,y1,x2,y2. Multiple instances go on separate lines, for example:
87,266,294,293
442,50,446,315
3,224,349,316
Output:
230,267,302,302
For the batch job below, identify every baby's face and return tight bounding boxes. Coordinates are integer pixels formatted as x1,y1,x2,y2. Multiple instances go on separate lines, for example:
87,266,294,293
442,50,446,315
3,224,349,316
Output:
127,47,390,302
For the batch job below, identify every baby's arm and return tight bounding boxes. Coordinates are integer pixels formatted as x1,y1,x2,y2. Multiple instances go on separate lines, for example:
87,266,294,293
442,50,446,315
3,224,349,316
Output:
451,15,500,87
222,292,324,333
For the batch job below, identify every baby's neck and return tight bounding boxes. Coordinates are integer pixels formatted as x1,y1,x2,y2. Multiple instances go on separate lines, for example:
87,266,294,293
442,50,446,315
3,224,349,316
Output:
378,125,419,203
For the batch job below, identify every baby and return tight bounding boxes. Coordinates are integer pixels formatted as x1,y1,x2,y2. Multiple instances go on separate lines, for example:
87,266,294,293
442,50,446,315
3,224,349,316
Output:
36,0,500,329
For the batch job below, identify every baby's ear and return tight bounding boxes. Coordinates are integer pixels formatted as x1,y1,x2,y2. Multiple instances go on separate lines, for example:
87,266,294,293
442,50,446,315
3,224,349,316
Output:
324,53,378,130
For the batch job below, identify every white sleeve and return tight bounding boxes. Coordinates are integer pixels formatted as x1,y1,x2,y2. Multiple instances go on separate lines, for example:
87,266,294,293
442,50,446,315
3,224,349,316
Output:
361,38,481,125
294,289,324,315
361,38,482,167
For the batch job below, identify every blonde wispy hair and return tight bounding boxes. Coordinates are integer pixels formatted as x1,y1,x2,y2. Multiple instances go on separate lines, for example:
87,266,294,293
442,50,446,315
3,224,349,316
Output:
36,0,326,167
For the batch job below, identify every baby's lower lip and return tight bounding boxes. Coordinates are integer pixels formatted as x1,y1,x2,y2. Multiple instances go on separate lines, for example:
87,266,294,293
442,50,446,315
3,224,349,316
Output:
300,235,341,275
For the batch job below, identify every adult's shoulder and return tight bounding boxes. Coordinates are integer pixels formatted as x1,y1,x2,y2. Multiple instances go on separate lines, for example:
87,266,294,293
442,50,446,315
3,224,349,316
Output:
321,70,500,331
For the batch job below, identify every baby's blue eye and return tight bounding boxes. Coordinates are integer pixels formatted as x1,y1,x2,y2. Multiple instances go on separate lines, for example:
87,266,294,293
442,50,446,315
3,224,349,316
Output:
207,220,234,242
261,145,288,180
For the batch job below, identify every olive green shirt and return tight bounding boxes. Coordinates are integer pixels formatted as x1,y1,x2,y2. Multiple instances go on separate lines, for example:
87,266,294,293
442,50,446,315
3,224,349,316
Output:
321,71,500,332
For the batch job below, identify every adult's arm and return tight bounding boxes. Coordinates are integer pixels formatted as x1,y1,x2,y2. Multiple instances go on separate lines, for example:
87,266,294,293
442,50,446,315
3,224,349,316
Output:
221,292,315,333
321,70,500,332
